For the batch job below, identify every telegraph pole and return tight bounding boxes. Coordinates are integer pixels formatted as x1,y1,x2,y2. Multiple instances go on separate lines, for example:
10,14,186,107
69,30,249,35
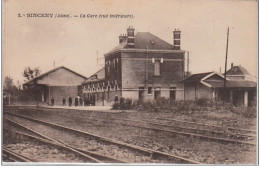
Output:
145,45,148,87
187,51,190,74
224,27,229,89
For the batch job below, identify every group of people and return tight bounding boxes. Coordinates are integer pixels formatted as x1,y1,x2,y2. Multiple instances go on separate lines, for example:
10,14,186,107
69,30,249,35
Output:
50,95,97,107
62,97,83,107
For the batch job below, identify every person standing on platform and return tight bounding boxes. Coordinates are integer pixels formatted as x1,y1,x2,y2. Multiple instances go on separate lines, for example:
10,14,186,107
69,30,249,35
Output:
79,97,83,106
62,97,66,106
69,97,72,107
75,97,78,106
51,98,54,106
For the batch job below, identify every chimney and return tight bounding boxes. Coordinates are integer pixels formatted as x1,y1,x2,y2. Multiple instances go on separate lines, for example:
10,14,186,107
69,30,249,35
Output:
127,26,135,48
231,63,234,69
119,34,127,44
173,29,181,50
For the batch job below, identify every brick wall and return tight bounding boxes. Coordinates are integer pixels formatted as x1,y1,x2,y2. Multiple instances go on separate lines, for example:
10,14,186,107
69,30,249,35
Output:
121,52,184,88
103,51,185,102
105,52,122,87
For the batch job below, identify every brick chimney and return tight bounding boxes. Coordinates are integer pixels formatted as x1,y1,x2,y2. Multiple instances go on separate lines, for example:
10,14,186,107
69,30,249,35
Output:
127,26,135,48
119,34,127,44
173,29,181,50
231,63,234,69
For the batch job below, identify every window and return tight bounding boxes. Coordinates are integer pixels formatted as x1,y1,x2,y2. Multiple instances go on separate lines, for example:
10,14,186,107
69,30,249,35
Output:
154,60,160,76
148,87,152,95
114,59,118,71
107,61,110,73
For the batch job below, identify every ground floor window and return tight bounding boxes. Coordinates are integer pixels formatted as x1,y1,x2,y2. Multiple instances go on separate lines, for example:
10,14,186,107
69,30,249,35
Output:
148,87,152,95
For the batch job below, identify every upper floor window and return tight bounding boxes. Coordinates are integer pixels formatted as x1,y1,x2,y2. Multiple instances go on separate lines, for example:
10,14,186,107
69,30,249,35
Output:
154,60,160,76
114,59,118,72
107,61,110,73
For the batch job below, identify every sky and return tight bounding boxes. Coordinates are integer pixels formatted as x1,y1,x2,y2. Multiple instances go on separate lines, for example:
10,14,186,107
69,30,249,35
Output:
3,0,258,85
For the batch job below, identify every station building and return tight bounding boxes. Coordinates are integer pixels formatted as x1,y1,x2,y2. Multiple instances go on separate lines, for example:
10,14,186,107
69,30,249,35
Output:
23,66,87,106
81,26,186,105
183,64,257,107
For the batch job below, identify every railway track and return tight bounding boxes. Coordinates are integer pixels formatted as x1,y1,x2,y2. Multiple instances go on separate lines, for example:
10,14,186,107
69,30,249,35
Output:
78,113,256,141
20,106,256,138
156,117,256,134
4,118,129,163
4,109,256,146
31,109,255,146
3,148,33,162
4,111,201,164
6,106,256,136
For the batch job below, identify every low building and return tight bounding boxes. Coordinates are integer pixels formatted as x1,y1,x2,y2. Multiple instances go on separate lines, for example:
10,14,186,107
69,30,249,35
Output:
81,67,106,106
81,26,186,105
183,65,257,107
23,66,87,106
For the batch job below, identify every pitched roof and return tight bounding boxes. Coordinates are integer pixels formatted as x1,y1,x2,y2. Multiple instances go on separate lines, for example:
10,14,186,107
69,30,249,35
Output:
133,32,174,50
24,66,87,85
183,72,212,82
225,65,251,75
105,32,175,55
83,67,105,84
207,80,257,88
184,70,256,88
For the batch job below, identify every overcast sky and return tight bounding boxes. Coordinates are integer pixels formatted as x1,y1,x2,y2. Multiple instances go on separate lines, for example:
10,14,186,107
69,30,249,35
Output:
3,0,257,84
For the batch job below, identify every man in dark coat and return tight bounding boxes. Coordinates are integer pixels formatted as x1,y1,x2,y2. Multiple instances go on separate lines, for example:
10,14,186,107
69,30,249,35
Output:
68,97,72,107
62,97,66,106
51,98,54,106
79,97,83,106
75,97,78,106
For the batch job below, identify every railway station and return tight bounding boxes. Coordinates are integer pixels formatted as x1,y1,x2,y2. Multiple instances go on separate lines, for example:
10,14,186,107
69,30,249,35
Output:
3,27,257,164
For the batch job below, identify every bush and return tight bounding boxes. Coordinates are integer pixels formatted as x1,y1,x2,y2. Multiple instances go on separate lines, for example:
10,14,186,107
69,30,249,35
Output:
194,98,212,106
112,97,133,110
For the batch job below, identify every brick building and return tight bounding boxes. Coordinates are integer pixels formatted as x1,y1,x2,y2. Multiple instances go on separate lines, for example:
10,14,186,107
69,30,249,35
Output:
81,26,185,105
23,66,87,106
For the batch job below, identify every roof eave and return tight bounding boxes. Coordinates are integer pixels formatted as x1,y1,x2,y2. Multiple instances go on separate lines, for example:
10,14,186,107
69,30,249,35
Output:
104,48,185,57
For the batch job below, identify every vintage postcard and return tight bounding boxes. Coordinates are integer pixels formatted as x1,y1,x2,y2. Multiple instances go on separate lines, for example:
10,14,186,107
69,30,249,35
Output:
2,0,258,165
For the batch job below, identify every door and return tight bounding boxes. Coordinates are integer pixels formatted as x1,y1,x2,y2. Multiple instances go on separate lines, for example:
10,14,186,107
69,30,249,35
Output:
154,88,161,100
170,87,176,101
139,87,144,100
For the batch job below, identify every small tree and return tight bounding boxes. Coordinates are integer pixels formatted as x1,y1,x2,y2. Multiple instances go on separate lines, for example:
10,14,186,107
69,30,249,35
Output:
3,76,18,105
3,76,17,94
23,67,41,81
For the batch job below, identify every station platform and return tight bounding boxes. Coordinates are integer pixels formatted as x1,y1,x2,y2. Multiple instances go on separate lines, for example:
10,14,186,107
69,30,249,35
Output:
39,105,112,111
5,105,135,113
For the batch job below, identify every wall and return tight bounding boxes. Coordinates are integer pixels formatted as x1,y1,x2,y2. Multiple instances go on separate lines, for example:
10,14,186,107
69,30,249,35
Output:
184,83,196,101
37,68,86,86
104,52,122,87
49,86,78,105
121,52,184,88
184,82,213,101
197,83,213,99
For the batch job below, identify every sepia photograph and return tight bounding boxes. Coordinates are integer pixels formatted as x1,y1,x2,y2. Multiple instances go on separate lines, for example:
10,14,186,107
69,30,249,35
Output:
1,0,258,165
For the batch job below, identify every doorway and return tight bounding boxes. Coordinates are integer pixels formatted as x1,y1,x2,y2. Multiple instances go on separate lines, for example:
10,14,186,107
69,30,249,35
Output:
170,87,176,101
139,87,144,100
154,88,161,100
